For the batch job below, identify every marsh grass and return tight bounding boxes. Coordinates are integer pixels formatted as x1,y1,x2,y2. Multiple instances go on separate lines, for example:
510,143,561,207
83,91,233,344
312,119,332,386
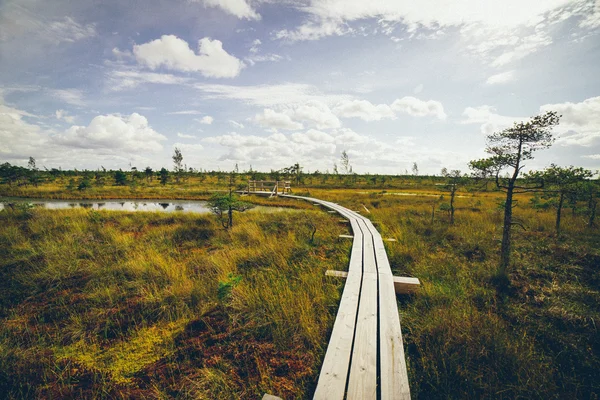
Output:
0,207,350,398
1,180,599,398
313,188,600,399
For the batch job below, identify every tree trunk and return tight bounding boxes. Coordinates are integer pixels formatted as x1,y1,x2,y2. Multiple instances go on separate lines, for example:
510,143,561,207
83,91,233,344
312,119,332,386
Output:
450,186,456,224
228,205,233,228
499,185,514,276
556,192,564,236
588,193,597,228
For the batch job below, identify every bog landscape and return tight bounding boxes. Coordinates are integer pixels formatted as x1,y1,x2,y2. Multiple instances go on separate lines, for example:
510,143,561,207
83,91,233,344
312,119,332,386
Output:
1,120,599,398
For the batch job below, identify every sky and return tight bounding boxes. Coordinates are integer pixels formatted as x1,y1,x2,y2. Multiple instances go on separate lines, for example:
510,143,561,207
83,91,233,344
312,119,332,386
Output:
0,0,599,175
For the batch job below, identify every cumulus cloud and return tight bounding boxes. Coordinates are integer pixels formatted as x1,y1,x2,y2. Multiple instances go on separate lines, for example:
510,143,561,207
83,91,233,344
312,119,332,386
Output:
55,109,75,123
461,105,522,134
55,113,166,153
541,96,600,146
462,97,600,146
391,96,447,119
332,97,446,121
288,101,341,129
486,70,516,85
133,35,244,78
333,99,395,121
199,115,214,124
0,98,46,159
255,109,304,130
201,0,260,20
178,133,197,139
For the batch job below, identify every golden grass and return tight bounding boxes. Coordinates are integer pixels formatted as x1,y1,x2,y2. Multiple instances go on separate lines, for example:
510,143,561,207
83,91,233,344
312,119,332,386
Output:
0,206,350,398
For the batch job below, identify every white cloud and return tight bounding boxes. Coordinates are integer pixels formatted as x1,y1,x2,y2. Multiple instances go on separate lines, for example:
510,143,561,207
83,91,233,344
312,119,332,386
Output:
462,97,600,147
274,0,594,69
291,129,336,144
0,10,96,44
229,120,245,128
201,0,260,20
47,17,96,44
50,89,85,106
391,96,447,119
55,109,75,123
288,0,576,33
274,20,350,41
245,53,285,66
194,82,352,107
133,35,244,78
108,69,191,91
490,30,553,67
579,0,600,28
255,109,303,130
333,99,395,121
486,70,515,85
413,84,424,94
173,142,205,152
288,101,341,129
178,133,197,139
541,96,600,146
55,113,167,153
249,39,261,53
582,154,600,159
199,115,214,124
0,97,46,159
168,110,203,115
461,105,523,134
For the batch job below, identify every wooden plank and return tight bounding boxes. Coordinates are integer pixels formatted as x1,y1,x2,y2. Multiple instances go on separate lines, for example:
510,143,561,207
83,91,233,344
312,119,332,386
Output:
339,234,354,239
325,270,348,278
326,271,420,295
379,275,411,399
314,246,363,399
347,271,378,399
262,395,283,400
385,238,397,242
314,200,364,399
393,277,420,294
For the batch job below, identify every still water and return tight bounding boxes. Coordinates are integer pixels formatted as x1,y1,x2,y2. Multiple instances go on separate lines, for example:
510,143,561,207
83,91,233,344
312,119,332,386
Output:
0,198,294,214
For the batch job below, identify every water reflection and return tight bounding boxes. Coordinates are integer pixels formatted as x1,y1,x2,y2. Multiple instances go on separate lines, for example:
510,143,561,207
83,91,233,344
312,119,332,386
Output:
0,198,297,214
0,199,212,213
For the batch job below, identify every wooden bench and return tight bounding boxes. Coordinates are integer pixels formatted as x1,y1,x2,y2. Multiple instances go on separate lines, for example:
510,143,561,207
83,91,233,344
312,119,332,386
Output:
281,195,412,400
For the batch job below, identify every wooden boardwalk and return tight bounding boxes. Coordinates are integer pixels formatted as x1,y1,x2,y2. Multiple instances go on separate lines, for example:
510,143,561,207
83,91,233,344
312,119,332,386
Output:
280,194,411,400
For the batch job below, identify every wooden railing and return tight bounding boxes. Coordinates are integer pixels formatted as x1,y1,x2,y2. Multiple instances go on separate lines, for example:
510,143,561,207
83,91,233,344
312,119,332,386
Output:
247,180,291,197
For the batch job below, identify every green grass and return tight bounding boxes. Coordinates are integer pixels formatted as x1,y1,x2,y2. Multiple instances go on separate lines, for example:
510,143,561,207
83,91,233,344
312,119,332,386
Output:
0,207,350,398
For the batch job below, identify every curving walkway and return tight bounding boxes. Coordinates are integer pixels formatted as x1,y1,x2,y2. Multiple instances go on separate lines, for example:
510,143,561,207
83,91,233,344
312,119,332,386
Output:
281,195,411,400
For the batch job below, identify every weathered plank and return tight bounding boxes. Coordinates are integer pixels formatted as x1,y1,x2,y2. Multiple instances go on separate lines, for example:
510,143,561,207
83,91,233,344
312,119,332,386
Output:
325,270,348,278
339,234,354,239
313,231,363,399
325,271,420,295
262,394,283,400
347,271,378,399
393,277,420,294
379,276,411,399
